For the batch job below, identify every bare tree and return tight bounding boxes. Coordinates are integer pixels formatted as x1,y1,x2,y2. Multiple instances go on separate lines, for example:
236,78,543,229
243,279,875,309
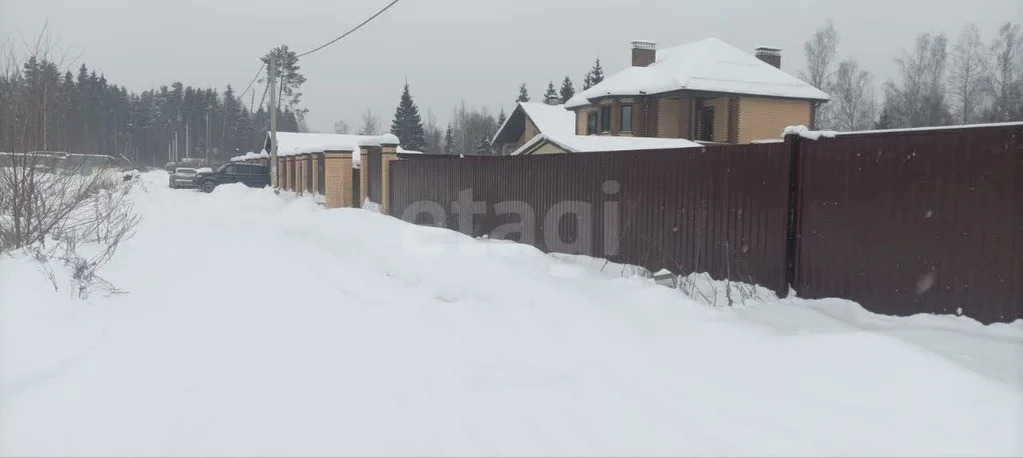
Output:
800,19,840,128
831,59,877,131
884,33,953,128
359,108,381,135
985,22,1023,122
424,108,443,154
948,24,992,124
333,120,351,134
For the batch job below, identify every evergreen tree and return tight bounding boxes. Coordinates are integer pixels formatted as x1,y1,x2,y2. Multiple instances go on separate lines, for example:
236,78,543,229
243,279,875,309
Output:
543,81,558,103
444,123,455,154
583,73,592,90
389,83,426,151
559,76,575,102
516,83,530,102
589,58,605,86
497,108,507,126
475,133,492,155
260,45,308,121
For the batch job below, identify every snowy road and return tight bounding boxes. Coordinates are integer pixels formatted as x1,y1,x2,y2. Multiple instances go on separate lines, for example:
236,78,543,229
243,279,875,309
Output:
1,172,1021,456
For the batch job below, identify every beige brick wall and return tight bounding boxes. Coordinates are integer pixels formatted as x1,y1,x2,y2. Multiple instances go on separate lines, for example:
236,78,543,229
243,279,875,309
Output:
324,151,354,208
575,107,596,135
658,98,681,138
738,96,812,143
281,158,290,190
289,156,298,191
704,98,731,143
380,148,397,214
359,154,368,207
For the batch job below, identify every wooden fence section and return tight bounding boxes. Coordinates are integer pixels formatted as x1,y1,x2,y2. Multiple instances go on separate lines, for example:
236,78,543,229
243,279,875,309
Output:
389,124,1023,323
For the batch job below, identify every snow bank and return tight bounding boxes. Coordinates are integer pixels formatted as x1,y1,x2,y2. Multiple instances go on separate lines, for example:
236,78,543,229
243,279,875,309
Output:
782,125,837,140
1,170,1020,456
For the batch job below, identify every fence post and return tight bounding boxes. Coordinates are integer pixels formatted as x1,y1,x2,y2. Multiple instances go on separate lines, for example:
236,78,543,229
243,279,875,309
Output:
783,133,802,295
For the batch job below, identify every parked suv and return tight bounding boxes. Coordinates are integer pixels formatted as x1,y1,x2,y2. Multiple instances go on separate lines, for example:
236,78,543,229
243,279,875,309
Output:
169,167,198,189
194,163,270,193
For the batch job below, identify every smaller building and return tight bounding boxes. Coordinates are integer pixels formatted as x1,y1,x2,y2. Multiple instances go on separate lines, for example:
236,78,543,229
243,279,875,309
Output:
491,102,575,155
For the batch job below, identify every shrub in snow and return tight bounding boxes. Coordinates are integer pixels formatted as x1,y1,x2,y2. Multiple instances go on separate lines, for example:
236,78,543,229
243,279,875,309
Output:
0,153,141,298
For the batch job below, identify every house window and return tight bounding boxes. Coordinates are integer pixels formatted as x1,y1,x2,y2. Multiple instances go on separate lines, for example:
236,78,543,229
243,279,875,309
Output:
699,106,715,142
587,112,597,135
600,105,611,133
621,104,633,132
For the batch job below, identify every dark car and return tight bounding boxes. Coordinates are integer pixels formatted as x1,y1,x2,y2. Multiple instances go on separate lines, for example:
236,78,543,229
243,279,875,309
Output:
194,163,270,193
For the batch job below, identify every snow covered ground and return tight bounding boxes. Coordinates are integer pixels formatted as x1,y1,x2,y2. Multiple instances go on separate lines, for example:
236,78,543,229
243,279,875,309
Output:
1,171,1021,457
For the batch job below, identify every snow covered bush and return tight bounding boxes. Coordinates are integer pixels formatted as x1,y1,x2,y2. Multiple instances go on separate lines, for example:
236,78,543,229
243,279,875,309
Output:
0,153,141,297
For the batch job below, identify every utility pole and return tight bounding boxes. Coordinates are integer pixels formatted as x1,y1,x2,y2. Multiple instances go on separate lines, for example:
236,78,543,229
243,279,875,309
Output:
186,123,190,159
206,106,211,165
269,58,279,189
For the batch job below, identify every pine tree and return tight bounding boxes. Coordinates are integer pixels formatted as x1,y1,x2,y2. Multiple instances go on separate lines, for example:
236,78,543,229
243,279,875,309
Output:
516,83,530,102
543,81,558,103
444,123,455,154
589,58,605,86
475,133,492,155
583,73,592,90
390,83,426,151
497,108,507,126
559,77,575,102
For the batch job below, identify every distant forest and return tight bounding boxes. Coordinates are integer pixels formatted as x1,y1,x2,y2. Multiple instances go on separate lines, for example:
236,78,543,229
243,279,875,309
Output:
0,33,304,166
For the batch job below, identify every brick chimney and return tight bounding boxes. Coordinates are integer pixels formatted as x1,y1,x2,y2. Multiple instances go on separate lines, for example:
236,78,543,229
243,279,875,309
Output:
754,46,782,69
631,40,657,67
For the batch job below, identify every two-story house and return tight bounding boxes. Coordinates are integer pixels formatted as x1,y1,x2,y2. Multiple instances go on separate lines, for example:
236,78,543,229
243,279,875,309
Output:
564,37,830,144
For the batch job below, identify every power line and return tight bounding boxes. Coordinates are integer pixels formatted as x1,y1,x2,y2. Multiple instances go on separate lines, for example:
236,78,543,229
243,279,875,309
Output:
238,62,265,103
296,0,400,58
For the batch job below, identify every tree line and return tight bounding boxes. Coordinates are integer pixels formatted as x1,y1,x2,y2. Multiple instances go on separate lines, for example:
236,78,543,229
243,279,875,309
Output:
803,20,1023,131
0,34,306,166
343,59,607,156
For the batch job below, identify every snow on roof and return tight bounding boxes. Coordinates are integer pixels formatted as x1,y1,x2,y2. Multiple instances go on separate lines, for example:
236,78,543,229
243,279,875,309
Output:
511,134,702,155
230,151,269,162
520,103,575,136
267,132,402,157
565,37,829,108
491,102,575,144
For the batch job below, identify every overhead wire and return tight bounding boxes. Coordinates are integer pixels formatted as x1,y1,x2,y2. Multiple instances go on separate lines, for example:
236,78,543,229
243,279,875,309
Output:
296,0,400,58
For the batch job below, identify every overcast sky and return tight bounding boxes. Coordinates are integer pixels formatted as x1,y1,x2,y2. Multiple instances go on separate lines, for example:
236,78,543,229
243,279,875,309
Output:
2,0,1020,132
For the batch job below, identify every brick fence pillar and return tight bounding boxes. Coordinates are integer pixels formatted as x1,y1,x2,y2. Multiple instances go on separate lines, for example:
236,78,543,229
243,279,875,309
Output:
324,150,354,208
380,141,399,215
311,152,322,198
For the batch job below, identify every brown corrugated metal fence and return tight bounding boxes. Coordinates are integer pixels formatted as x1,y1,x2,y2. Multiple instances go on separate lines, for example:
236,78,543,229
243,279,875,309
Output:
793,124,1022,323
389,124,1023,323
391,145,792,294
